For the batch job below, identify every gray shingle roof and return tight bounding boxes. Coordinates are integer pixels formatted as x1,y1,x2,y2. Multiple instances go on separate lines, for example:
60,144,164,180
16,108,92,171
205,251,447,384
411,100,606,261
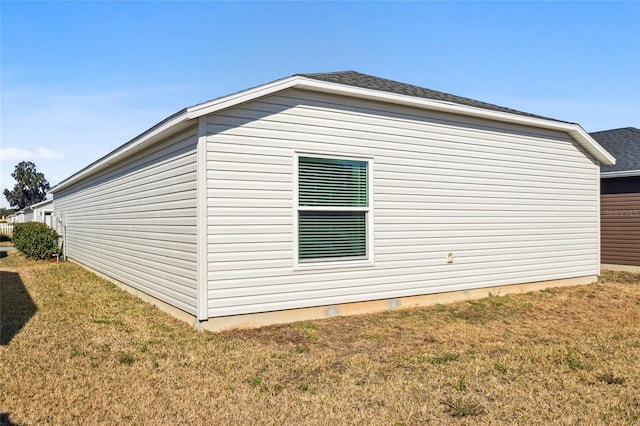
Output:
589,127,640,173
298,71,569,123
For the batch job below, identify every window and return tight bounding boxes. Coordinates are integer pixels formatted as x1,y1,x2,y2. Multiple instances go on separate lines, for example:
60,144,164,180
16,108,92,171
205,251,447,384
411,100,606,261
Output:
297,155,371,263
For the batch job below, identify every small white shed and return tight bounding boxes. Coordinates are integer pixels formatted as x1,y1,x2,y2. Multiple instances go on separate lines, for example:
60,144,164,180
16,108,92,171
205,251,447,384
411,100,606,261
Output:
51,71,615,330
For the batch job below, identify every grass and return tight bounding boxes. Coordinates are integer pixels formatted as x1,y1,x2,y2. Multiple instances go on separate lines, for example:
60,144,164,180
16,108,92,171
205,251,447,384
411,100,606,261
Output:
1,250,639,425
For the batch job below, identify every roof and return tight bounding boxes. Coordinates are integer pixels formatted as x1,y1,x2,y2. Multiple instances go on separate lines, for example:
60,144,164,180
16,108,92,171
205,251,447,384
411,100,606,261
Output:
52,71,615,193
590,127,640,177
298,71,568,123
29,198,54,209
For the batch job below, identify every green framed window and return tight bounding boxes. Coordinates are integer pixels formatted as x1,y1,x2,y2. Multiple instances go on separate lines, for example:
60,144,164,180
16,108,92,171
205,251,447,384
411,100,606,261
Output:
297,156,370,262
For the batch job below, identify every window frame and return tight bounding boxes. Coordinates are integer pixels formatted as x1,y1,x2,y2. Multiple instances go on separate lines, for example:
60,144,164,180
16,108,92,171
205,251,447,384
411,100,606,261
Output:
293,152,374,269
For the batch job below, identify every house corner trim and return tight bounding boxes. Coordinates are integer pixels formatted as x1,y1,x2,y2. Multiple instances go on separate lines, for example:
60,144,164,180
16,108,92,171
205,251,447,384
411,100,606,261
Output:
196,117,209,320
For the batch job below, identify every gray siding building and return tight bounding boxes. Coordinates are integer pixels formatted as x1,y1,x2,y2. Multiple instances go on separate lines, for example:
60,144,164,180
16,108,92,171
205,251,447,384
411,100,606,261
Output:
52,71,615,330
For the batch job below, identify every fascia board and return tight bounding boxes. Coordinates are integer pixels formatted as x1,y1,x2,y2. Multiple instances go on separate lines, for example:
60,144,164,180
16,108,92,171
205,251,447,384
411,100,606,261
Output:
601,169,640,178
29,199,53,209
184,76,616,166
51,112,192,193
292,79,617,166
52,75,616,193
565,127,616,166
185,76,302,118
51,77,302,193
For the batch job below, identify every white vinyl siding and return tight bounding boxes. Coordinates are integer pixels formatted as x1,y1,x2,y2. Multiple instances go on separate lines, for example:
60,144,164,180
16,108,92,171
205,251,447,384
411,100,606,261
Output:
204,89,599,317
54,128,199,315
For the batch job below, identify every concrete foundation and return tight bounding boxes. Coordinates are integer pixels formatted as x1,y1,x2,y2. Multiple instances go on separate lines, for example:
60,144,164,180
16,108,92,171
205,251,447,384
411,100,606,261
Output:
200,275,597,332
601,264,640,273
68,256,597,332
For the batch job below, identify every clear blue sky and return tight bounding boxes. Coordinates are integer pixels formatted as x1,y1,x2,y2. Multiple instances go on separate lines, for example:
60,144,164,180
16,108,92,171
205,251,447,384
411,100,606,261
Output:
2,1,639,208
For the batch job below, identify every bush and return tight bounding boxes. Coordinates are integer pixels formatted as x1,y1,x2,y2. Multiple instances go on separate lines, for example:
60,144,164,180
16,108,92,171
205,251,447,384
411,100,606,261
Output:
12,222,60,260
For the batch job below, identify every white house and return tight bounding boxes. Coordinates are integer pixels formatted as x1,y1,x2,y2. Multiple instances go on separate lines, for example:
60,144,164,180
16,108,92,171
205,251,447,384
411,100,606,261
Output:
30,199,55,227
51,71,615,331
7,209,28,223
5,199,54,225
5,213,19,224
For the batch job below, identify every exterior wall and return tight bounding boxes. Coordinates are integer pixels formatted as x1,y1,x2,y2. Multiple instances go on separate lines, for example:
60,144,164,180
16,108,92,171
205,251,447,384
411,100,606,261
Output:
203,275,596,332
601,176,640,266
205,89,600,318
54,128,200,315
32,201,54,225
8,213,23,223
23,209,34,222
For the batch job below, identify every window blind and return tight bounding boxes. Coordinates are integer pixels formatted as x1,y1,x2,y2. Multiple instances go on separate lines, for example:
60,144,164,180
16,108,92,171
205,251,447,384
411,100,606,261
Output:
298,156,369,261
299,212,366,259
299,157,367,207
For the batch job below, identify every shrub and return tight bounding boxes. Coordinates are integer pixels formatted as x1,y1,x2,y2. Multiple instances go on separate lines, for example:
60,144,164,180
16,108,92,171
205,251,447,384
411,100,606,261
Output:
12,222,60,260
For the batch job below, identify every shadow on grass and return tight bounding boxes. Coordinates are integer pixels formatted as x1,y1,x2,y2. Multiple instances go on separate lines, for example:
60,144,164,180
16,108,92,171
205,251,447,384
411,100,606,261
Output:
0,413,20,426
0,252,6,259
0,271,37,345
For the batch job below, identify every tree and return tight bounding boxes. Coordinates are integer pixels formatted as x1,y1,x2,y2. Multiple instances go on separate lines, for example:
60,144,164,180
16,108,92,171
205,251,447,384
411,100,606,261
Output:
0,207,16,217
3,161,50,210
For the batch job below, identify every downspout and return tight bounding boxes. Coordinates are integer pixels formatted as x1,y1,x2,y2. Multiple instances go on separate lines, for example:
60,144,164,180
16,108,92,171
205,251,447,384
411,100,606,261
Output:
596,160,601,276
58,212,66,261
195,116,210,327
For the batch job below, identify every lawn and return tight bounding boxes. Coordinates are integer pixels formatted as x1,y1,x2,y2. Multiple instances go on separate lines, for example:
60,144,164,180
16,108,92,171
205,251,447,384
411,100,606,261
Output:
1,251,639,425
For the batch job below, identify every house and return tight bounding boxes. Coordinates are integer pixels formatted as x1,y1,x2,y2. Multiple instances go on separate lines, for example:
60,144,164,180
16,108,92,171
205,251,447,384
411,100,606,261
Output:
30,199,55,227
4,199,54,226
50,71,615,331
5,213,18,224
590,127,640,267
8,209,27,223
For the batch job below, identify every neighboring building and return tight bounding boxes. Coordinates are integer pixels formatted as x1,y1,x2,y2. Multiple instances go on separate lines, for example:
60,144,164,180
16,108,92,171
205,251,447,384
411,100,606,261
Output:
51,71,615,331
30,199,55,227
8,209,26,223
590,127,640,266
4,199,54,226
22,206,34,223
5,213,18,224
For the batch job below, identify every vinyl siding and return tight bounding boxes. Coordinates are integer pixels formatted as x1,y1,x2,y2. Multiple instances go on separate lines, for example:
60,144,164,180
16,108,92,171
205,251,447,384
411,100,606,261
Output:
206,89,599,317
601,192,640,266
33,203,54,224
54,128,199,315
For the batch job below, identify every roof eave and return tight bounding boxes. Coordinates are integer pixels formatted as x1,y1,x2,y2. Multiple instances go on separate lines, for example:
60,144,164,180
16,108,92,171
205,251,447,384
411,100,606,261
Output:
601,169,640,178
52,75,616,192
29,199,54,208
294,78,616,166
51,111,193,193
190,76,616,165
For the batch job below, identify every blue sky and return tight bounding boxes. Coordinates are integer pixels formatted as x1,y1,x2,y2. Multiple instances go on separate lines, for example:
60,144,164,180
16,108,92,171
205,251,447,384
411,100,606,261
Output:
1,1,639,208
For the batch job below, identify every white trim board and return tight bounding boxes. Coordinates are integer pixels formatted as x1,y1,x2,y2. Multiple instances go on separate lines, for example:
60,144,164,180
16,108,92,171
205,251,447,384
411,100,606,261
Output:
51,75,616,193
601,169,640,178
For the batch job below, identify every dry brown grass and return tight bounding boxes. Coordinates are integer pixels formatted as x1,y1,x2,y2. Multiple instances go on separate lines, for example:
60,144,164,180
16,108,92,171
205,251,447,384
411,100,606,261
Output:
1,251,639,425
